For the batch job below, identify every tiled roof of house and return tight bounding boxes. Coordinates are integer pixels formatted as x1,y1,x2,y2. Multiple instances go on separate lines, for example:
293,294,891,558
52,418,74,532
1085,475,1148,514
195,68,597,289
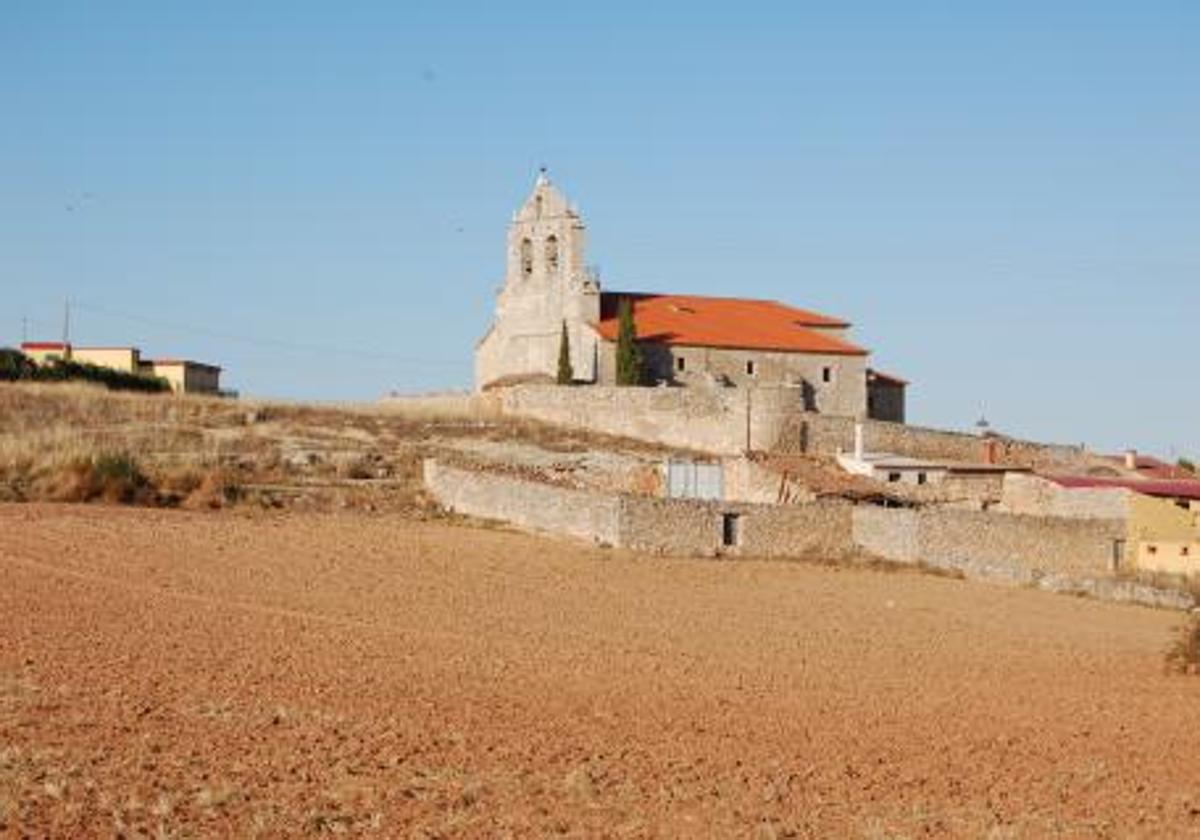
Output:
20,342,69,350
1101,454,1195,481
595,293,868,356
1046,474,1200,501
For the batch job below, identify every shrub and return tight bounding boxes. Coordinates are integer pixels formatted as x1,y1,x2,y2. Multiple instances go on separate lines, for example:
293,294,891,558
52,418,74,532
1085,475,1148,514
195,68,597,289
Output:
33,359,170,393
45,452,155,505
1165,613,1200,675
0,348,36,381
1179,458,1196,474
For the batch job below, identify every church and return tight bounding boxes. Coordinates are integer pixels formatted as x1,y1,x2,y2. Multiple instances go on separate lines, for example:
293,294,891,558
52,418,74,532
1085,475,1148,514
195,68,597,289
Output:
474,171,906,423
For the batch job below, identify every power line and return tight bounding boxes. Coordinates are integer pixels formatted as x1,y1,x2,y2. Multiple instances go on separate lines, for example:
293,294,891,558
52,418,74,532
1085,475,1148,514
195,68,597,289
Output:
71,300,465,368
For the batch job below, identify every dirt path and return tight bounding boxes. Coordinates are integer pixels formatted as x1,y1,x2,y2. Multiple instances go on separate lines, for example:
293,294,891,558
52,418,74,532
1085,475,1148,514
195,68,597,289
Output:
2,504,1199,837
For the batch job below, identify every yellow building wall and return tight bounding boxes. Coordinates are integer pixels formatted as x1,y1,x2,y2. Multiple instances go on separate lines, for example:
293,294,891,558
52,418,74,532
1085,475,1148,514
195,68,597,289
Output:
1128,493,1196,543
21,346,71,365
149,363,220,395
1137,541,1200,576
1129,493,1200,575
71,347,140,373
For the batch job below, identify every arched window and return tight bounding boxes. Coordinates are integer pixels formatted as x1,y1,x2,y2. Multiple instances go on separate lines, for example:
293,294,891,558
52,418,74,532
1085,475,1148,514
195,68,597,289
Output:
520,238,533,276
545,235,559,273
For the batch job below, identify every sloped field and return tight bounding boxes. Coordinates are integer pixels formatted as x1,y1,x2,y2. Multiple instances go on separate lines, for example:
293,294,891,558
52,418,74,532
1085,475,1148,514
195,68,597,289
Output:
2,504,1199,837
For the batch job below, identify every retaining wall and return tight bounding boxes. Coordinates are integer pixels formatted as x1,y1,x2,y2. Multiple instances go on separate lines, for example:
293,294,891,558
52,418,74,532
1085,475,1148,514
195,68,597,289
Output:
495,384,1090,469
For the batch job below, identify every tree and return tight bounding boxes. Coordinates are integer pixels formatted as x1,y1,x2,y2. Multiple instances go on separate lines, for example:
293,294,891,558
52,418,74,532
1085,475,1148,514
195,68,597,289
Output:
556,321,574,385
615,297,643,386
0,348,36,381
1180,457,1196,474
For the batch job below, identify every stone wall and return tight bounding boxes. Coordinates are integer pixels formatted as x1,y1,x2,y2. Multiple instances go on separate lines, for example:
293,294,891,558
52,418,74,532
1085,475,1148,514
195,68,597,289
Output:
426,460,1186,608
1000,473,1130,519
422,460,622,545
494,383,1091,470
597,342,867,418
853,505,1124,577
777,413,1089,469
496,384,805,455
424,459,855,558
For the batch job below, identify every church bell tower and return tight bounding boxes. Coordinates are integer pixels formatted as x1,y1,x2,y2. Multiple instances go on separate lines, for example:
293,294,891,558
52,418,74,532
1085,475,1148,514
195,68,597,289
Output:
475,170,601,389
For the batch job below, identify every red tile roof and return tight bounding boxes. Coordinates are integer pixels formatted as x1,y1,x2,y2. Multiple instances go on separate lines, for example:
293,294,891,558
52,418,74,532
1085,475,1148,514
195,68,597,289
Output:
1102,454,1195,481
20,342,69,350
595,293,867,356
1047,474,1200,501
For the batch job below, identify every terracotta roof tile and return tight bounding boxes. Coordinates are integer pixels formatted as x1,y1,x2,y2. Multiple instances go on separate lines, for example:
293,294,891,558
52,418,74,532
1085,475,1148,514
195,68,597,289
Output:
595,293,868,356
1047,474,1200,501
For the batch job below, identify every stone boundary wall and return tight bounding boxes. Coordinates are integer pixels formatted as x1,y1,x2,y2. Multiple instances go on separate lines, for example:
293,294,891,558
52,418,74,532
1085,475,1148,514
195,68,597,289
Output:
425,460,1189,609
424,459,854,558
852,506,1125,577
493,384,1091,469
422,460,622,545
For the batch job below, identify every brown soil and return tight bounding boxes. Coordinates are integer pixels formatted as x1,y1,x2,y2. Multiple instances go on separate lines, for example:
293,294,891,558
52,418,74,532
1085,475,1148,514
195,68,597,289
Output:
3,504,1200,837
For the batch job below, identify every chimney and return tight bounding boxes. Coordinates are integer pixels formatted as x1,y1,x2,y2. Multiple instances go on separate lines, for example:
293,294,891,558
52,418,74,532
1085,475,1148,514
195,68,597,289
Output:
854,421,864,461
1124,449,1138,470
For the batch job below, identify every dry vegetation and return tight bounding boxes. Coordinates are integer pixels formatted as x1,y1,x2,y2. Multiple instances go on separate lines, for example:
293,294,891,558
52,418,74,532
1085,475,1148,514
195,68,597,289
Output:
0,382,665,514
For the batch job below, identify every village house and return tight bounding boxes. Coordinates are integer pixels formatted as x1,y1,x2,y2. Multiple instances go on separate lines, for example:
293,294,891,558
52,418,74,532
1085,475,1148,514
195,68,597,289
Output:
19,341,223,395
474,171,906,422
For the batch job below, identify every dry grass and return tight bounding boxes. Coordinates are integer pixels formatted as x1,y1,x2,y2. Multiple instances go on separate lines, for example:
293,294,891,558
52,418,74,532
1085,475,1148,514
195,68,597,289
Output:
0,382,668,513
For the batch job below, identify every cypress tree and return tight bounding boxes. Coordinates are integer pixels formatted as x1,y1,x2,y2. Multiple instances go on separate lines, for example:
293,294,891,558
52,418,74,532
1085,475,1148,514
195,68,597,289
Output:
556,320,574,385
615,297,643,386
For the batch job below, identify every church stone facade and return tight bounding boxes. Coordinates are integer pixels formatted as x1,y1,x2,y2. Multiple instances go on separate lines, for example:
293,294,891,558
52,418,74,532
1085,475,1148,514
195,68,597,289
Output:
474,171,602,388
475,172,906,423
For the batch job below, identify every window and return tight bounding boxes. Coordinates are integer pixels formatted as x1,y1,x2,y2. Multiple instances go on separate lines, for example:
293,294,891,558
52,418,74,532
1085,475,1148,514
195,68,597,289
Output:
822,366,832,383
545,235,559,273
520,238,533,275
721,513,741,547
1183,546,1191,557
917,472,927,485
746,360,756,376
888,472,902,483
1148,544,1158,555
676,356,686,373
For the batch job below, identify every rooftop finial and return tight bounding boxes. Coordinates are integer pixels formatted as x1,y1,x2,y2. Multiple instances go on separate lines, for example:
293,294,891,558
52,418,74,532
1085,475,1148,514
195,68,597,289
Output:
536,165,549,186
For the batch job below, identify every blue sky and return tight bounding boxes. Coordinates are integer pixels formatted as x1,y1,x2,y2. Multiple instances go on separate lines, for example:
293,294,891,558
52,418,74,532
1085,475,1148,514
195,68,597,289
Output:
2,2,1197,458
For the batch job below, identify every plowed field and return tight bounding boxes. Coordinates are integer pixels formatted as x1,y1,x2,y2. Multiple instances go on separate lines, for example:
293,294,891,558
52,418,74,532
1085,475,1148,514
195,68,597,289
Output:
2,504,1199,837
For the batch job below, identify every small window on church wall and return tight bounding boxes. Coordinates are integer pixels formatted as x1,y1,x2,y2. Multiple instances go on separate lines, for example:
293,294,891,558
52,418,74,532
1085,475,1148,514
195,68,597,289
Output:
545,235,559,273
520,238,533,276
746,360,756,376
822,366,833,383
676,356,686,373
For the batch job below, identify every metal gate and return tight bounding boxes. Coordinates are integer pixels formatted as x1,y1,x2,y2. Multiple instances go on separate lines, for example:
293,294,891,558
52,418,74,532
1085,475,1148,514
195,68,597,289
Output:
666,460,724,501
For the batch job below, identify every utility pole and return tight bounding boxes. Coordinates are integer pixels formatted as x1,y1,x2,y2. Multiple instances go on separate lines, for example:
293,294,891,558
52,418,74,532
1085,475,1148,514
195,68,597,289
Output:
21,316,27,343
61,298,71,346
